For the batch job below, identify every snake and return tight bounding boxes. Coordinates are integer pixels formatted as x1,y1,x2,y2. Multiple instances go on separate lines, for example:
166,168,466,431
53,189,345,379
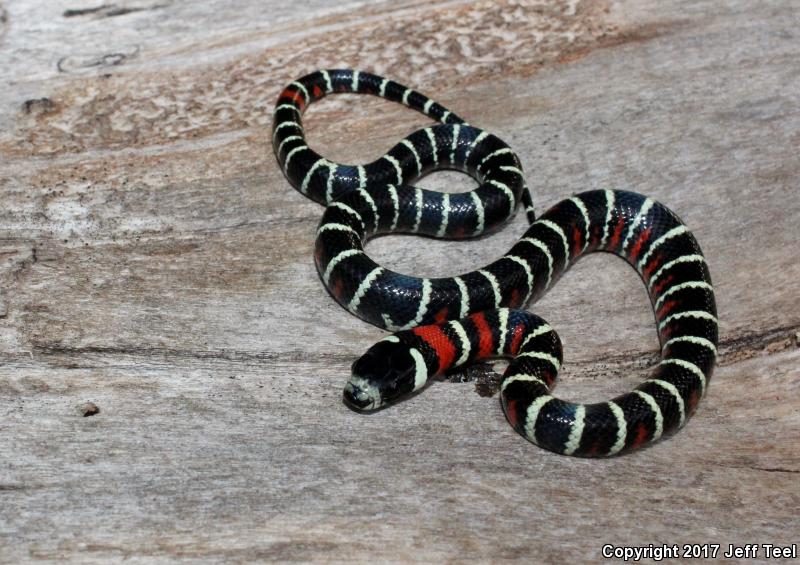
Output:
272,69,718,457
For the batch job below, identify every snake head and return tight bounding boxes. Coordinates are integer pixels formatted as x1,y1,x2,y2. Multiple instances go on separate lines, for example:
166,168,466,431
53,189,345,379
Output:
344,339,421,411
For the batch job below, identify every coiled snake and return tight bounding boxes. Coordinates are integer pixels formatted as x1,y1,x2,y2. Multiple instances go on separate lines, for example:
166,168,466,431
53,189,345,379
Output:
272,69,718,457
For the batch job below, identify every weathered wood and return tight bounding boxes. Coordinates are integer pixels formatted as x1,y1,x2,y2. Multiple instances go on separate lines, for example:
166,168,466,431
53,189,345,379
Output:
1,0,798,562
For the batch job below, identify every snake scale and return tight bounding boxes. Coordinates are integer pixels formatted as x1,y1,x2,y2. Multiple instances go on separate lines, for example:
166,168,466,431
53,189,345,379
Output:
273,69,718,457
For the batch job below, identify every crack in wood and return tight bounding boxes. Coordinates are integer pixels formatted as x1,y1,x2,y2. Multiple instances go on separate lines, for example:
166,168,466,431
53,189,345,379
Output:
27,344,351,365
63,3,164,19
22,324,798,380
721,465,800,475
0,483,30,491
750,466,800,475
717,323,800,365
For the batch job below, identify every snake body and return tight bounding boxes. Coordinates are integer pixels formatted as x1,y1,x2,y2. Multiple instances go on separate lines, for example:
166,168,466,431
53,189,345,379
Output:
273,69,718,457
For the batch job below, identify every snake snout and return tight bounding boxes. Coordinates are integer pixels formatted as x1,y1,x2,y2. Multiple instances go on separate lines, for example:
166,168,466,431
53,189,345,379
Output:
343,380,379,411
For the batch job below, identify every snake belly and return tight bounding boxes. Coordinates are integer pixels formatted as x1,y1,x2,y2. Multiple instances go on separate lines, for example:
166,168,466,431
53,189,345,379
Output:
273,70,719,457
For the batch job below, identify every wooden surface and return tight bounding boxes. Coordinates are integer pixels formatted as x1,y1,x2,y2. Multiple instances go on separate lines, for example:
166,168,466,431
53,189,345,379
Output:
1,1,799,563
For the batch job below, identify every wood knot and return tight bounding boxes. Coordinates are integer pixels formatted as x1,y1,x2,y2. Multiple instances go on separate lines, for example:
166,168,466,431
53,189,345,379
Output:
79,402,100,417
22,97,57,116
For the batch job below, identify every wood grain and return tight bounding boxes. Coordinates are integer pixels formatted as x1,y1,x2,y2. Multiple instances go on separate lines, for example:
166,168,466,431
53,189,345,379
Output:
1,0,798,563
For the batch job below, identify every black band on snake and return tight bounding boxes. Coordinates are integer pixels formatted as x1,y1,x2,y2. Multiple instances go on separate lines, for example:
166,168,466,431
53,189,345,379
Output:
273,69,718,457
